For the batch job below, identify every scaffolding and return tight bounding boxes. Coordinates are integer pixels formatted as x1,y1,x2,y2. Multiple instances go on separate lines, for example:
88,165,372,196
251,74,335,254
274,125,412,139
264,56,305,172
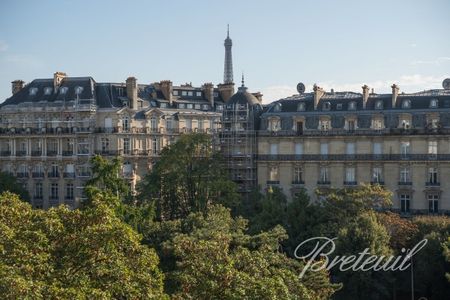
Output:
220,102,258,197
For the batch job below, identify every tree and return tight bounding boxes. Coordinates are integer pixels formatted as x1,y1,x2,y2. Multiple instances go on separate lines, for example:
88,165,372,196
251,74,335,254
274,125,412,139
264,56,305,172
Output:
0,191,167,299
138,133,239,220
143,205,340,299
85,155,129,200
0,171,30,202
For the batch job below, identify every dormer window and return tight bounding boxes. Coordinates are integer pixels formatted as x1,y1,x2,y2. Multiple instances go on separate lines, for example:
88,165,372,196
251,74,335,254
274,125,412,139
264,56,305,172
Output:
401,119,410,129
213,92,219,97
323,102,331,111
336,103,343,110
75,86,84,95
44,87,52,95
430,99,438,108
402,99,411,109
196,91,202,97
187,91,193,96
187,103,193,109
29,87,38,96
274,103,282,112
348,101,356,110
297,103,305,111
375,100,383,110
173,90,179,96
59,87,68,94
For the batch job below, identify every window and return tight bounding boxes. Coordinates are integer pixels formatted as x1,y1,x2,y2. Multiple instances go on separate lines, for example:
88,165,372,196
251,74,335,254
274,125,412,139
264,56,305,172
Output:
77,138,89,155
74,86,84,95
320,143,328,155
101,138,109,152
295,143,303,155
373,142,382,155
213,92,219,97
123,138,130,155
348,101,356,110
400,167,410,183
293,167,303,183
430,118,439,129
319,120,331,130
372,167,383,183
44,87,52,95
270,143,278,155
181,91,187,96
198,119,204,130
179,103,186,109
187,104,193,109
160,103,167,108
400,194,410,213
173,90,179,96
196,91,202,97
29,87,38,96
202,104,209,110
372,119,383,129
66,183,74,200
59,87,68,94
401,119,410,129
195,104,201,110
150,117,158,131
428,167,438,184
35,182,43,199
323,102,331,111
400,142,410,156
347,120,356,131
319,167,329,182
297,103,305,111
428,194,439,213
50,183,59,200
402,100,411,109
268,119,281,131
428,141,437,155
274,103,282,112
122,116,130,131
345,167,356,182
152,138,159,155
117,87,123,97
166,118,172,130
185,119,192,130
188,91,193,96
50,164,59,177
430,99,438,108
346,143,355,155
269,166,279,181
216,105,223,111
375,100,383,109
336,103,343,110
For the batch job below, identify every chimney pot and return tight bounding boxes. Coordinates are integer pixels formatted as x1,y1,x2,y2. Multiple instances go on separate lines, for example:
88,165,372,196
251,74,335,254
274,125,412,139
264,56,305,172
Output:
11,80,25,95
126,77,138,109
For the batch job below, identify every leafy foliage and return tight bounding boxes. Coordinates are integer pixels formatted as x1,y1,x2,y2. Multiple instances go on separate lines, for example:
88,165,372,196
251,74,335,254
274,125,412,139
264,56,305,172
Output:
0,171,30,202
138,133,239,220
0,192,167,299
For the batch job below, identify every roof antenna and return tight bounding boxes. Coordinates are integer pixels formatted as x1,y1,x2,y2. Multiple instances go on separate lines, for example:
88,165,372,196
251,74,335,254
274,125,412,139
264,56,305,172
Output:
227,24,230,38
241,72,245,87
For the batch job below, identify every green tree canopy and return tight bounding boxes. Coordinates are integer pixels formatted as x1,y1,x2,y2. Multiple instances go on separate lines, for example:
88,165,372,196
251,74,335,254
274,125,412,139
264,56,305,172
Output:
0,192,167,299
138,133,239,220
0,171,30,202
143,204,340,299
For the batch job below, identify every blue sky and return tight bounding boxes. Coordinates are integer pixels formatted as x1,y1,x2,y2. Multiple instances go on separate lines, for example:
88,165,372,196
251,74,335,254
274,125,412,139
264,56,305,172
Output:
0,0,449,103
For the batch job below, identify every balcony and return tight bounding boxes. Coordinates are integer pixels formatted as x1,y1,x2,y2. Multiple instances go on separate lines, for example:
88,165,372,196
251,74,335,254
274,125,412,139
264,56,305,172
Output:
370,181,385,186
63,172,76,178
31,150,42,156
266,180,280,185
62,150,74,156
48,172,60,178
398,181,412,186
32,172,44,178
291,180,305,185
317,181,331,185
0,151,11,156
16,151,27,157
78,172,92,178
47,151,58,157
425,182,440,187
256,154,450,162
344,181,358,186
16,172,29,178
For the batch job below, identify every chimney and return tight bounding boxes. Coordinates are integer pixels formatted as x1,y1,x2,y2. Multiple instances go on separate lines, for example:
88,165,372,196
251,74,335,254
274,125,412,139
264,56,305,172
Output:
391,84,399,108
252,92,263,103
362,85,370,109
313,84,325,110
53,72,67,90
202,82,214,107
126,77,138,109
217,82,235,102
159,80,173,105
11,80,25,95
